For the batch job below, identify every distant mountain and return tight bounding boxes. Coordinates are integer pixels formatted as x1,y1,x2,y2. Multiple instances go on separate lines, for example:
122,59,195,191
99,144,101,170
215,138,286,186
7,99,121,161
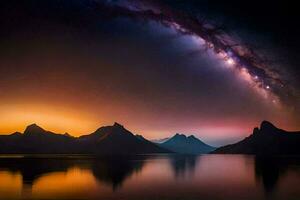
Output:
213,121,300,155
0,123,170,155
160,134,215,154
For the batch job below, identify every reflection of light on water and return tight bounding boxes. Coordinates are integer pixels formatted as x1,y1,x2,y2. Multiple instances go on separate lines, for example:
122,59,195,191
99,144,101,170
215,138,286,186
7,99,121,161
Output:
0,156,300,199
0,171,22,199
31,167,102,199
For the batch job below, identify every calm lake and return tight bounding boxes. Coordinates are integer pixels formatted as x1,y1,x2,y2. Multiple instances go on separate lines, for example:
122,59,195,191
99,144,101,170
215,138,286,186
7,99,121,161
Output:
0,154,299,200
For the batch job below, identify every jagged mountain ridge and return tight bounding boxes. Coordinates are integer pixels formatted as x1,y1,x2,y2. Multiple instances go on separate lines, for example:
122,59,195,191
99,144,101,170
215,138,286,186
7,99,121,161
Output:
213,121,300,155
0,123,170,155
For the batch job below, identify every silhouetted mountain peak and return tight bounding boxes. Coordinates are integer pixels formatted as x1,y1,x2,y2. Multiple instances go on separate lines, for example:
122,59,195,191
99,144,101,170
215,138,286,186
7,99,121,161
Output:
173,134,199,142
112,122,125,129
87,123,134,141
24,124,46,135
252,127,260,135
10,132,22,137
161,133,215,154
174,133,187,140
93,122,125,133
64,133,72,137
213,121,300,155
251,121,279,137
188,135,197,140
260,121,277,132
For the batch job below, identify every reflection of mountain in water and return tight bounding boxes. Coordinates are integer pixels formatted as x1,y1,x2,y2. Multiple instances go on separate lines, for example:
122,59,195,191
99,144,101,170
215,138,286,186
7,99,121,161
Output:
0,156,145,191
92,157,144,190
169,155,198,179
254,156,300,195
0,158,73,185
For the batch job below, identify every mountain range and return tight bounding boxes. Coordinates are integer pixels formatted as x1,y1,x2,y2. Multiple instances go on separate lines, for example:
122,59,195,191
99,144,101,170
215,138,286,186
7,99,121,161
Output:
213,121,300,155
1,120,298,155
0,122,217,155
0,123,170,155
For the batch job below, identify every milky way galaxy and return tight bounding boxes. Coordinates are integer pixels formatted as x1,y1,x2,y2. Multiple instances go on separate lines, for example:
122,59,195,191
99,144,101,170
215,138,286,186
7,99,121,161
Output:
97,0,291,107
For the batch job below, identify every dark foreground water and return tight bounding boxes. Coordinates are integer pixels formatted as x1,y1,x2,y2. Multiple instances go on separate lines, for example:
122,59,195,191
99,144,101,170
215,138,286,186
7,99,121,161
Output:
0,154,300,200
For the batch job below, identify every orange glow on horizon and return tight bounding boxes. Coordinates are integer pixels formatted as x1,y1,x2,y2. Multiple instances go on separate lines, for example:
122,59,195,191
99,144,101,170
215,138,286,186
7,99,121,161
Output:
0,103,103,136
0,101,298,142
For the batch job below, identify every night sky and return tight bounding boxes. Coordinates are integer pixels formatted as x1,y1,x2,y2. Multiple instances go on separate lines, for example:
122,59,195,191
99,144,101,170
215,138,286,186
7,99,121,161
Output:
0,0,299,146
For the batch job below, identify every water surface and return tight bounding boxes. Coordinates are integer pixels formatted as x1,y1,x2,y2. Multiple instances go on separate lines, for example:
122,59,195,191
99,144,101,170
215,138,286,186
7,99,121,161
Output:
0,154,300,200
